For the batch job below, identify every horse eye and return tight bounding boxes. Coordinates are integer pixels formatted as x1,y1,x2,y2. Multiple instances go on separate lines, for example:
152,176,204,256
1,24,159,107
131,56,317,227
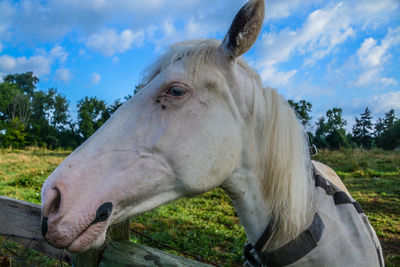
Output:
167,86,186,97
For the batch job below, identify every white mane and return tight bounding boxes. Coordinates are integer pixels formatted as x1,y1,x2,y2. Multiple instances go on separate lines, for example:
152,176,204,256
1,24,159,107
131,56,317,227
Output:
260,87,314,249
140,39,314,250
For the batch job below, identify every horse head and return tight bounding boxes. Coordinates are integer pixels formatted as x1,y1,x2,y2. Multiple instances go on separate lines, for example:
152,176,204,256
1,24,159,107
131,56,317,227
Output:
41,0,266,252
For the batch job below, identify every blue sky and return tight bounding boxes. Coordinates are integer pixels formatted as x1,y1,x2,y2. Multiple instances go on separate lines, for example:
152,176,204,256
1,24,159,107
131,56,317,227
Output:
0,0,399,132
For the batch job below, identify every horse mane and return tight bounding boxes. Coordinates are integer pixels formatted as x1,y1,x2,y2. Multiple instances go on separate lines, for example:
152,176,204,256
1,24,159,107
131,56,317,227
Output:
139,38,314,250
260,87,314,250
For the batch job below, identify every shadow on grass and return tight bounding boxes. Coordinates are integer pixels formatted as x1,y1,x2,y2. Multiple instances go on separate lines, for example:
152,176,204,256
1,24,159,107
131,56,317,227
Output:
381,235,400,267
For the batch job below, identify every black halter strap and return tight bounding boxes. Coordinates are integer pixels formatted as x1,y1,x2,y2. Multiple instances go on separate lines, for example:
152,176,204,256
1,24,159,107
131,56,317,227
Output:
244,164,364,267
244,213,324,267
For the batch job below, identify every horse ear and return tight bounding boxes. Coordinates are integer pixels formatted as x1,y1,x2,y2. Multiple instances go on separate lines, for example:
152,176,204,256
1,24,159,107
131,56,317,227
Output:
221,0,265,60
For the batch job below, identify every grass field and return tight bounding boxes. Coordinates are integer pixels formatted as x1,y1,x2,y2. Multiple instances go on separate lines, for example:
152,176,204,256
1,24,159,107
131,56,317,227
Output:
0,147,399,266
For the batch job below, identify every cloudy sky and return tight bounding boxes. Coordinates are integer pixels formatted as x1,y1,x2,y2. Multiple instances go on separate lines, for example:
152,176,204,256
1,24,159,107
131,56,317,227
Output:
0,0,399,131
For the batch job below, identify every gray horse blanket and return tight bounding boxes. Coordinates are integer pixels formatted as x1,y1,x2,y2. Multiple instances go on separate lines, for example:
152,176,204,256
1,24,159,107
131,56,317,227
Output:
244,165,384,267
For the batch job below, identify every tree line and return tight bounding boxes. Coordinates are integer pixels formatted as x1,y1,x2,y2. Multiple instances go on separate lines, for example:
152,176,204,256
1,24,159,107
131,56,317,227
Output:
288,100,399,150
0,72,131,149
0,72,399,150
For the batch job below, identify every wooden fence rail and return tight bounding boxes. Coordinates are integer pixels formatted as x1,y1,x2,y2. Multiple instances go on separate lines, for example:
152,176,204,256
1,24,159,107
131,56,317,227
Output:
0,195,71,263
0,196,212,266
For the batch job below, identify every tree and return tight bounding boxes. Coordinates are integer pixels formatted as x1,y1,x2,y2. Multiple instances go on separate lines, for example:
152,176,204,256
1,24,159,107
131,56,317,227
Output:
314,108,348,149
383,109,396,128
0,81,31,126
1,72,80,148
53,93,69,130
376,119,400,150
10,91,31,126
0,73,40,147
375,110,398,149
325,108,347,130
107,94,133,116
29,90,51,146
27,88,71,147
375,109,396,137
1,73,39,128
77,97,109,140
108,99,124,115
288,99,312,127
0,118,27,148
374,118,386,138
352,107,373,149
4,72,39,97
314,117,329,148
0,82,18,122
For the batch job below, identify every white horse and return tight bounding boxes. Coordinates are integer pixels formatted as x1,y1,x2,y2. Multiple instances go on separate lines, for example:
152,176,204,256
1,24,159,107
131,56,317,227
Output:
41,0,384,266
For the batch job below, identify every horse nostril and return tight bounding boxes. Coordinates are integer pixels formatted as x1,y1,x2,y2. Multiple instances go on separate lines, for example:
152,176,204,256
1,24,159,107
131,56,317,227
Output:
41,187,61,240
47,188,61,216
92,202,113,224
42,217,48,237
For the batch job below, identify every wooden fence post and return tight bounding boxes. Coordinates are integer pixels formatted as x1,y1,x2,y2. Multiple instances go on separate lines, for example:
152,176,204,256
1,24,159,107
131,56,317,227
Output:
72,219,130,267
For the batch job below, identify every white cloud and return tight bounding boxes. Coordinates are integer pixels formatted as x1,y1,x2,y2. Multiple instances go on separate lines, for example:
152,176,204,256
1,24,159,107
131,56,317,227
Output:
1,0,398,55
1,0,248,52
355,26,400,87
267,0,308,20
86,28,145,56
112,56,120,65
357,38,388,68
354,0,400,28
0,55,52,76
0,55,15,71
257,2,355,84
0,0,240,48
91,72,101,84
267,0,348,21
260,66,297,87
55,68,72,83
355,68,379,87
148,16,222,52
50,45,68,63
380,77,398,86
371,91,400,114
0,1,15,41
256,0,400,87
0,45,68,77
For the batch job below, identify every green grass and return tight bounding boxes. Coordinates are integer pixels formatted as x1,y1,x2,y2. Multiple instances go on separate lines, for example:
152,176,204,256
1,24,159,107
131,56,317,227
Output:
314,149,400,267
130,188,245,266
0,147,70,266
0,148,399,266
0,147,70,204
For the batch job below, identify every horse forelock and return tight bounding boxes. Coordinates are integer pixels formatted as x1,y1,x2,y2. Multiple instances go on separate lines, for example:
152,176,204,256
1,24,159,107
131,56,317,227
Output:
138,39,221,90
138,38,259,90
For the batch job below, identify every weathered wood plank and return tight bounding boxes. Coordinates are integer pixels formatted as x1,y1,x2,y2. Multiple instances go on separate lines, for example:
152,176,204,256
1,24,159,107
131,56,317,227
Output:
0,195,71,263
99,240,213,267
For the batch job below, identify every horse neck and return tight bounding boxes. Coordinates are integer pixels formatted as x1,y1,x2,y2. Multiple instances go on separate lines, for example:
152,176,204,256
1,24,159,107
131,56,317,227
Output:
222,84,314,251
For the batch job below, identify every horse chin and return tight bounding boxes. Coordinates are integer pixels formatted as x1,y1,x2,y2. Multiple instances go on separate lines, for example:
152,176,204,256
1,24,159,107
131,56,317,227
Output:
66,221,108,253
